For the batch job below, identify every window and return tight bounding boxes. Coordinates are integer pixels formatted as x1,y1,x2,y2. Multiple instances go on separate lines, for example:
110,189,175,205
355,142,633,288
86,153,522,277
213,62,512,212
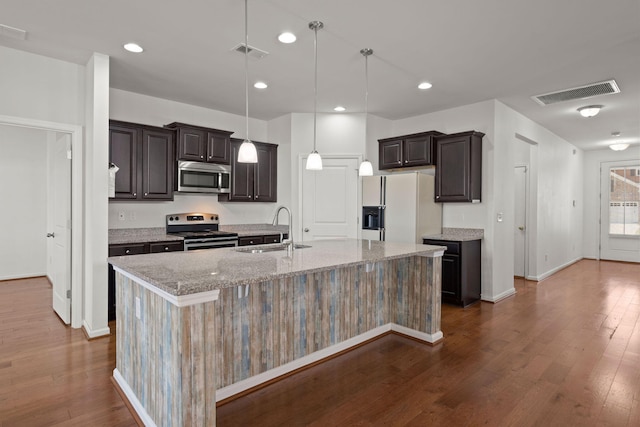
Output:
609,166,640,235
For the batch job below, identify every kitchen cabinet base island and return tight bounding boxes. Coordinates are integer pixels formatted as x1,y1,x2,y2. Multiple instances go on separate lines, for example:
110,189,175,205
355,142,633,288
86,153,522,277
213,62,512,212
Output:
109,239,445,426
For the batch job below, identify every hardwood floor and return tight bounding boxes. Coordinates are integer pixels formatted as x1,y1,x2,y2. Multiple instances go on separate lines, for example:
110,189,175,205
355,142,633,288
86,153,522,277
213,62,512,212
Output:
1,259,639,426
0,277,136,427
217,260,640,426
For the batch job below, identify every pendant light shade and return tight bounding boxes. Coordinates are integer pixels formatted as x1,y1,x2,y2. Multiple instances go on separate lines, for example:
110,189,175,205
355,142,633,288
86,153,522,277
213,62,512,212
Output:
305,21,324,171
358,48,374,176
239,0,258,163
358,160,373,176
238,139,258,162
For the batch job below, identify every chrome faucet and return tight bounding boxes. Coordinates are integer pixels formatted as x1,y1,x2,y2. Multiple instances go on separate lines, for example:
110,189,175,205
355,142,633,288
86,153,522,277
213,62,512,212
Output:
272,206,293,255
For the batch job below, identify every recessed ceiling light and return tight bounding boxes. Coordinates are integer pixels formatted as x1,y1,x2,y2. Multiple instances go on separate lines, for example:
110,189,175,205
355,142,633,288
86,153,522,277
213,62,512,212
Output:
611,131,621,137
123,42,143,53
278,32,296,44
254,81,268,89
418,82,433,90
334,106,346,112
577,105,602,118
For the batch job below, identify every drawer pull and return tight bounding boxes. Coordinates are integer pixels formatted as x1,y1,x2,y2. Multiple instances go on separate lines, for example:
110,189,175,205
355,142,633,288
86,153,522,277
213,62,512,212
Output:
164,246,169,251
125,249,130,254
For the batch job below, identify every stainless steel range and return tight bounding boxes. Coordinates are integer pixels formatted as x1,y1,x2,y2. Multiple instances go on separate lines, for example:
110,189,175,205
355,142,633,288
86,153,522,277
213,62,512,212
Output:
166,213,238,250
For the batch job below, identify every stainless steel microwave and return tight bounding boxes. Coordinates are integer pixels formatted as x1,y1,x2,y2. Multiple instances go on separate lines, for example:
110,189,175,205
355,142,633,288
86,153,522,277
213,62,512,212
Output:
177,161,231,194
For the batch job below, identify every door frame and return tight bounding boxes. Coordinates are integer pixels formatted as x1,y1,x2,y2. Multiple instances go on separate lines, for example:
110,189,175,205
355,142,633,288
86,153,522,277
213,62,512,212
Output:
599,159,640,262
514,164,529,278
297,154,363,241
0,114,83,329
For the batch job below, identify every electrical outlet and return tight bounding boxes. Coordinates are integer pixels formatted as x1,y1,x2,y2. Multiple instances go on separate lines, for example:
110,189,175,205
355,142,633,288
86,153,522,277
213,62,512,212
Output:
135,297,141,319
118,211,125,221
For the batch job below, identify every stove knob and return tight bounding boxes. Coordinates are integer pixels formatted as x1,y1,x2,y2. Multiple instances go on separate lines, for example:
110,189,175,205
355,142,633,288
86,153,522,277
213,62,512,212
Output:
169,216,174,221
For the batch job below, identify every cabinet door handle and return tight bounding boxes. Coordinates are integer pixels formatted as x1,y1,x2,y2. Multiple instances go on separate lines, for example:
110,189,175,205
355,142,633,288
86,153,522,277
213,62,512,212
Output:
133,192,137,197
125,249,130,254
46,232,55,238
144,192,148,196
304,228,309,232
200,155,204,159
164,246,169,251
404,160,408,163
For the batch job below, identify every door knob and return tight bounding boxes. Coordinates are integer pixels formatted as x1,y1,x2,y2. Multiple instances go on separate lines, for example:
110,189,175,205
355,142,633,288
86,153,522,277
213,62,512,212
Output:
304,228,309,232
46,232,55,238
518,226,525,231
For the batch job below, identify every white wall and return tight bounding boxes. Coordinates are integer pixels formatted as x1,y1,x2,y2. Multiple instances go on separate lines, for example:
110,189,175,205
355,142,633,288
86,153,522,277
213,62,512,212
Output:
0,125,48,280
583,147,640,259
83,53,110,337
495,102,584,282
0,46,84,125
108,89,288,228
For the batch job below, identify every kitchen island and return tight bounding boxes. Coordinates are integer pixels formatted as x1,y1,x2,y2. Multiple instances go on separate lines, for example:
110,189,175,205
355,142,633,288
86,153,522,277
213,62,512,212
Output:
109,239,445,426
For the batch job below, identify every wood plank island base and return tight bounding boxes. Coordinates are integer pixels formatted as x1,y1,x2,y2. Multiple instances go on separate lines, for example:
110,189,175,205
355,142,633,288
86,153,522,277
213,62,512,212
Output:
108,239,445,426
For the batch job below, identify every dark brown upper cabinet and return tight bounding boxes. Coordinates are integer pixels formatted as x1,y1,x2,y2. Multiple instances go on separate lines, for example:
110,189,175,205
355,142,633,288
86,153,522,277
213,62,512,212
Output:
220,139,278,202
164,122,233,165
109,120,175,201
434,131,483,203
378,130,444,170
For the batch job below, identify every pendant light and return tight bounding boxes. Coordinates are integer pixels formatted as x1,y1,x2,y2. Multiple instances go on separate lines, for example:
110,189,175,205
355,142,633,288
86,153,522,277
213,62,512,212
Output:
238,0,258,163
305,21,324,171
358,48,374,176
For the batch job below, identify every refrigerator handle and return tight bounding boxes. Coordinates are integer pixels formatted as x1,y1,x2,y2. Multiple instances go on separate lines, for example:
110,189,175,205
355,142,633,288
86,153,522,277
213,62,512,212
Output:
381,176,386,205
380,228,385,241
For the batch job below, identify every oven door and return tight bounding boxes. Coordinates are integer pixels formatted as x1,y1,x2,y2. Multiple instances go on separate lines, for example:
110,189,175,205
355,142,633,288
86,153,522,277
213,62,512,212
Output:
184,238,238,251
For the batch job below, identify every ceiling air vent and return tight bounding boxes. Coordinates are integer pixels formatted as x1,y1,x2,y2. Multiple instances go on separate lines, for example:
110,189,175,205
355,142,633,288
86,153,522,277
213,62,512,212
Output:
231,43,269,60
532,79,620,106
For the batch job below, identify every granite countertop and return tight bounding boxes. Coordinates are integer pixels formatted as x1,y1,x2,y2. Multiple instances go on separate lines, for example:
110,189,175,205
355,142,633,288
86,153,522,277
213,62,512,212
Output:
422,227,484,242
219,224,289,237
109,227,183,245
109,239,446,296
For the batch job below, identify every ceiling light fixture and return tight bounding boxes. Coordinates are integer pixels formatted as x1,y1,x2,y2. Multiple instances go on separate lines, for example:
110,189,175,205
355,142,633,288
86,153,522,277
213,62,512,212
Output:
577,105,603,118
418,82,433,90
123,43,143,53
611,131,621,137
358,48,374,177
334,106,346,112
254,81,268,89
278,32,296,44
609,143,629,151
305,21,324,171
238,0,258,163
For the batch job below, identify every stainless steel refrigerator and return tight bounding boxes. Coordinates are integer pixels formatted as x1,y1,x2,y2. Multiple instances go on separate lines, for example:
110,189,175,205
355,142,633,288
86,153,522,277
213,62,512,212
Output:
361,172,442,243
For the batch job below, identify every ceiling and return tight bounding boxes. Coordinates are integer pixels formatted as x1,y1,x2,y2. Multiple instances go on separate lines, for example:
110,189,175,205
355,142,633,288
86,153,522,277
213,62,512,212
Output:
1,0,639,151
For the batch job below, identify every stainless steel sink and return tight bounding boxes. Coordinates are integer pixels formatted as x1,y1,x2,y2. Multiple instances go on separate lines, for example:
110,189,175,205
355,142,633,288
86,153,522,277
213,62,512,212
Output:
236,243,311,254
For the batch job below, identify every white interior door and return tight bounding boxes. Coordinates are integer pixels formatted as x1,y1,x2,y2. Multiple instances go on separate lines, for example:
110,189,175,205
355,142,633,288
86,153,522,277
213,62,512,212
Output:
600,160,640,262
514,166,527,276
301,157,359,241
50,133,72,323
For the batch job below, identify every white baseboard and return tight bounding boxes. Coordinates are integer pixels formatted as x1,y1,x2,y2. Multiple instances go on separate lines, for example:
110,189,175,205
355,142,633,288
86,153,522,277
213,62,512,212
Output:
82,320,110,338
531,257,582,281
0,273,46,282
113,369,157,427
482,287,516,303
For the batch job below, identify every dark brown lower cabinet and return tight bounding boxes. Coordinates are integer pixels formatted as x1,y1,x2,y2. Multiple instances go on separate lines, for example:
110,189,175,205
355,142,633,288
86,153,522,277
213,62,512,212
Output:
237,234,284,246
108,240,184,320
423,238,481,307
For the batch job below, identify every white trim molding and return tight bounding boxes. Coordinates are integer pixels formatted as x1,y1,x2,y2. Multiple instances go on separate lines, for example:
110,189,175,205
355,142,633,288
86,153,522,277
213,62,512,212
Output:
113,369,157,427
0,114,84,329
